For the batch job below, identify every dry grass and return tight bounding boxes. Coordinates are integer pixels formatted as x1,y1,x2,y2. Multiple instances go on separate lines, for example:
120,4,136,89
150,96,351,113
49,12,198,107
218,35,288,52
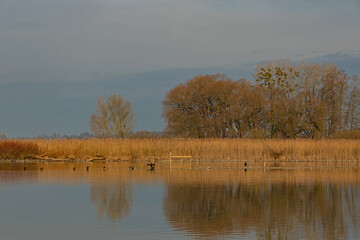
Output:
0,140,40,160
3,138,358,163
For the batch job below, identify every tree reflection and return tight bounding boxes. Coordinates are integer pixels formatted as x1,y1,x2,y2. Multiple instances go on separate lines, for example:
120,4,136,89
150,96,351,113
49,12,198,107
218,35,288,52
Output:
163,182,360,239
90,183,133,223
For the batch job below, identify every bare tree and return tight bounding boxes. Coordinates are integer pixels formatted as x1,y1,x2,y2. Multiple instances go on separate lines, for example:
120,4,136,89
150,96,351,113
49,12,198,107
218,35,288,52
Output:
344,75,360,130
0,133,6,140
90,94,136,138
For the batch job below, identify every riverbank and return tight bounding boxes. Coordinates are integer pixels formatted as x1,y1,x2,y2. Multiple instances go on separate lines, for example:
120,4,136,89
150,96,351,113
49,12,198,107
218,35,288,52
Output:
1,138,359,164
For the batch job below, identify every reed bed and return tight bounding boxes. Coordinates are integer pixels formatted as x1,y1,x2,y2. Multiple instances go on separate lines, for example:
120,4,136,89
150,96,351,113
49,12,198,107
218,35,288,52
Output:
1,138,358,163
0,140,39,159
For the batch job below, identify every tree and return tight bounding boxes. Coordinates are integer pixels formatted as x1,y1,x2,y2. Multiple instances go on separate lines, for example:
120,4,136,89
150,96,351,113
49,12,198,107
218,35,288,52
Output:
343,75,360,130
90,94,136,138
255,60,359,138
228,80,267,138
163,61,359,139
163,74,237,138
255,60,304,138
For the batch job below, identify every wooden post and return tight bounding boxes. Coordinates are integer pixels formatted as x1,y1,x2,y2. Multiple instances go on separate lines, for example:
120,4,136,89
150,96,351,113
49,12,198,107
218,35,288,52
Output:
170,152,172,169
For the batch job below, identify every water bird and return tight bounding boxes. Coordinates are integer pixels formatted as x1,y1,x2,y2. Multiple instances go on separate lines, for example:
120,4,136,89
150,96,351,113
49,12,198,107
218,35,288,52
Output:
129,166,135,170
24,167,26,171
40,167,43,171
103,166,106,171
73,167,76,171
147,163,155,170
86,166,89,171
244,162,247,167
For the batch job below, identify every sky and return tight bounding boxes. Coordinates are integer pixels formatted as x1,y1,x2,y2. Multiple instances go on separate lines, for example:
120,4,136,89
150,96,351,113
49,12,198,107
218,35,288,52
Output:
0,0,360,137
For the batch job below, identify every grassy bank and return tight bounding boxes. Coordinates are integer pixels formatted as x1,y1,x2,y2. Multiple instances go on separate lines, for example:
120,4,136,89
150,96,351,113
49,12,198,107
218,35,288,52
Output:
0,140,39,160
0,138,359,163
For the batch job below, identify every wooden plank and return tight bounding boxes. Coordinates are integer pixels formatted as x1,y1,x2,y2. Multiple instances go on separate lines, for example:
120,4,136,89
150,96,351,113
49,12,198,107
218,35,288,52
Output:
170,156,192,158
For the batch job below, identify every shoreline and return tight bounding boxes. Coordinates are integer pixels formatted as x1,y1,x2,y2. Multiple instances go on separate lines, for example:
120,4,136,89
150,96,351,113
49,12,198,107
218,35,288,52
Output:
1,139,360,166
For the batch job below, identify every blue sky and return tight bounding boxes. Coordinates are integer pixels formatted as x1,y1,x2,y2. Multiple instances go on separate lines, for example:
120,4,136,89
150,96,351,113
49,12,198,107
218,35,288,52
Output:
0,0,359,137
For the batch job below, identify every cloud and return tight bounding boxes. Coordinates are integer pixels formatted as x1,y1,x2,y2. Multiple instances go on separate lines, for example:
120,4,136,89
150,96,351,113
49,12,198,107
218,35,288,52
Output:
0,0,359,83
304,50,360,75
0,0,359,136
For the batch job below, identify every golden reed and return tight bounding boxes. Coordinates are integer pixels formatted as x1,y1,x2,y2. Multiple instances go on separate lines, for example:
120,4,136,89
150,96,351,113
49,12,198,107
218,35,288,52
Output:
3,138,357,162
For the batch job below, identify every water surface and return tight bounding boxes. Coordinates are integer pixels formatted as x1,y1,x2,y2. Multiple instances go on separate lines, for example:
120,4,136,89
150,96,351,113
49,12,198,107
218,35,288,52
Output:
0,163,359,239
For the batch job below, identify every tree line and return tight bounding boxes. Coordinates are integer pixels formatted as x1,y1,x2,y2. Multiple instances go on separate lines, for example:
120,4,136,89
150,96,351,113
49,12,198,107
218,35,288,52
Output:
163,61,360,138
90,60,360,139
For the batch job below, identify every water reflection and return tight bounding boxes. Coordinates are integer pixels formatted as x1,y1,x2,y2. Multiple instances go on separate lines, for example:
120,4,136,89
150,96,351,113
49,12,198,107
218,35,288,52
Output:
0,163,359,239
164,181,360,239
90,184,133,223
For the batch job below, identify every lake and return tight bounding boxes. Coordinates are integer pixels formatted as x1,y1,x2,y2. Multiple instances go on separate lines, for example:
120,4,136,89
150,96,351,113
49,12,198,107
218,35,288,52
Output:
0,162,359,240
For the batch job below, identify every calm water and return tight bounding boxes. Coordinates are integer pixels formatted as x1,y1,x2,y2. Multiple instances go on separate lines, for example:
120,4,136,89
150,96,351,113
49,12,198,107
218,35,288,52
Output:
0,163,359,240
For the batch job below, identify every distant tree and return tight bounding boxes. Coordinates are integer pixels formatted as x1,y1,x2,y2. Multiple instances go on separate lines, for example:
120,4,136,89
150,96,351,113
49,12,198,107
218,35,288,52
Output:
130,131,163,139
90,94,136,138
79,132,94,139
0,133,6,140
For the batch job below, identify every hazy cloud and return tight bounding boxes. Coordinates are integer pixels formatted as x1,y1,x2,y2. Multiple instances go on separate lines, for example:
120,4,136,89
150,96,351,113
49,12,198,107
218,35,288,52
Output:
0,0,359,136
1,0,359,83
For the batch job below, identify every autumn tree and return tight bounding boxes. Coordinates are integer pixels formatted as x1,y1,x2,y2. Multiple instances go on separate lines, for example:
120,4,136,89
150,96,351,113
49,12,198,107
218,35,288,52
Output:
255,60,305,138
255,60,359,138
90,94,136,138
319,64,349,136
295,62,328,138
228,80,267,138
343,75,360,130
163,74,245,138
163,74,268,138
163,61,359,139
163,74,228,138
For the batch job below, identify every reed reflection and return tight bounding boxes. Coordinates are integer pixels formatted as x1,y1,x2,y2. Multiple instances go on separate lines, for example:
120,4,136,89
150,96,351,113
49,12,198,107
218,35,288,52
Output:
164,181,360,239
90,183,133,223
